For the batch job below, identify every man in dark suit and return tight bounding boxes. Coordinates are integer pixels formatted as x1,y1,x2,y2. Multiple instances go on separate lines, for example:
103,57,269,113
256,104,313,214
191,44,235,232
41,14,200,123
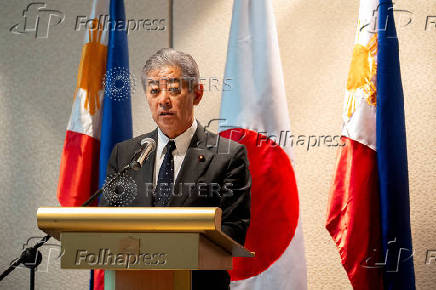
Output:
99,48,251,290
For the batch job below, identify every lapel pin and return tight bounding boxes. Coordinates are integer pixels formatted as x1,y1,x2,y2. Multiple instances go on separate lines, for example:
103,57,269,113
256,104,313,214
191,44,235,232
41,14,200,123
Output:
198,155,205,162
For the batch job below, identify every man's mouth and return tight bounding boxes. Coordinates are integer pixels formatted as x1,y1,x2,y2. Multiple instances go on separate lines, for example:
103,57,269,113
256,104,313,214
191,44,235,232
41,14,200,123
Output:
160,111,174,116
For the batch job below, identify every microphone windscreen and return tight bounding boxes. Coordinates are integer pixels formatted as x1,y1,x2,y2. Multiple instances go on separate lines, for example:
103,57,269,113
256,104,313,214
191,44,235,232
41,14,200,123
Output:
140,138,156,151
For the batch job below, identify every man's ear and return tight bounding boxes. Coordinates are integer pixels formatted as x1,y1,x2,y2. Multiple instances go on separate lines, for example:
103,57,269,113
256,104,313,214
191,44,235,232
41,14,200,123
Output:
193,83,204,105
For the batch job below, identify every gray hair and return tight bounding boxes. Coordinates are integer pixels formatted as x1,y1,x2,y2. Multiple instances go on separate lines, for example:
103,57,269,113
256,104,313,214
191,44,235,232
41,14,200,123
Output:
141,48,199,90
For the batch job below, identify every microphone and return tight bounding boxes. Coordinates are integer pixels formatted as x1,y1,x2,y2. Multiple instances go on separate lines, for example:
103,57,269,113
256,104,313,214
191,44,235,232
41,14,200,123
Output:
130,138,156,171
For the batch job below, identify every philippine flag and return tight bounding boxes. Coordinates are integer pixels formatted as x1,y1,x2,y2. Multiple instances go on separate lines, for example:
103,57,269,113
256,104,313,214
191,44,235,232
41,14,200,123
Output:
56,0,132,289
326,0,416,289
219,1,307,289
57,0,111,207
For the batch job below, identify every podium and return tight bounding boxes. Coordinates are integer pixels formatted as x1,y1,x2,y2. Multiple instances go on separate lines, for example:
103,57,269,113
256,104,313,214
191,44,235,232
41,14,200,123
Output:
37,207,254,290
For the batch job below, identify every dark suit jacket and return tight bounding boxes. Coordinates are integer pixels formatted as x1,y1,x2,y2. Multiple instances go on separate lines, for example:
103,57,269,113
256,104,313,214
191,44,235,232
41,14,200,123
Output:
99,123,251,289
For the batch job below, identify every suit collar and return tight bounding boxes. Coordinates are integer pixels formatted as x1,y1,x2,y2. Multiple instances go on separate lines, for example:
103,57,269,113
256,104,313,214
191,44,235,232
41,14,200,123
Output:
188,121,213,149
170,121,215,206
137,121,215,207
156,119,198,158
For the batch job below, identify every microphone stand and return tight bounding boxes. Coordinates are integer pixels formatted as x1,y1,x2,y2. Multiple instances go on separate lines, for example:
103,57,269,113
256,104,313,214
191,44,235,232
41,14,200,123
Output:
81,163,132,207
0,156,144,289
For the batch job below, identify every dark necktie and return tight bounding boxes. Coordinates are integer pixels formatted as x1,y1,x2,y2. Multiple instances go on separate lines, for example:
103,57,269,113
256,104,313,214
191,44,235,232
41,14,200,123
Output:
153,140,176,206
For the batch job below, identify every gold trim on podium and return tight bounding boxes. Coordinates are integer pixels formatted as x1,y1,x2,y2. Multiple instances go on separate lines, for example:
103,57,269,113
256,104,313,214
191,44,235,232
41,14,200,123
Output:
37,207,221,239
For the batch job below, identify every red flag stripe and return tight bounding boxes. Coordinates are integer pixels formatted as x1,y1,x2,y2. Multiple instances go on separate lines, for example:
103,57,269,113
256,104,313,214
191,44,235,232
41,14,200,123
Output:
326,137,383,289
57,130,100,207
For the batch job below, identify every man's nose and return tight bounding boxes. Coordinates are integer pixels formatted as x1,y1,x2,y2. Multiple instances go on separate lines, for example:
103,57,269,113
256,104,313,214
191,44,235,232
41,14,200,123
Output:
157,89,171,108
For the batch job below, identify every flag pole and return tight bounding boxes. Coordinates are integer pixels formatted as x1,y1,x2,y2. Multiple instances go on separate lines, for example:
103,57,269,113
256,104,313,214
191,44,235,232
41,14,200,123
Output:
168,0,173,48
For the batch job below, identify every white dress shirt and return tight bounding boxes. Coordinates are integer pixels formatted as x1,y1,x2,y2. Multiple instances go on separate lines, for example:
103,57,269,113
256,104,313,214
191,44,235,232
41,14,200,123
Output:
153,119,198,186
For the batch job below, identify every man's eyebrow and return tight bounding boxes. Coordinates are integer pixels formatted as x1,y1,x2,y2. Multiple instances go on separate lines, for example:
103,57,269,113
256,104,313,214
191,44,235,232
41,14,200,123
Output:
147,79,159,86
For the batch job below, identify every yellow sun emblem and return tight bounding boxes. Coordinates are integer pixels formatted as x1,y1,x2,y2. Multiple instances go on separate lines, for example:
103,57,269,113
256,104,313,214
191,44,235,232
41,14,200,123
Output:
74,19,107,115
345,33,377,118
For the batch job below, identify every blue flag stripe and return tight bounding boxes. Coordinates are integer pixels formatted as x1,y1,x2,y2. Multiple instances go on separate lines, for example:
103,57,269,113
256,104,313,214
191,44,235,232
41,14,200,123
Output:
377,1,416,289
92,0,132,287
98,0,133,188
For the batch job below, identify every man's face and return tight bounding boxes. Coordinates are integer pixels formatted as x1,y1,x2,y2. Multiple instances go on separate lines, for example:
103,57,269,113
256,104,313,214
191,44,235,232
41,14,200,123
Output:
145,65,203,139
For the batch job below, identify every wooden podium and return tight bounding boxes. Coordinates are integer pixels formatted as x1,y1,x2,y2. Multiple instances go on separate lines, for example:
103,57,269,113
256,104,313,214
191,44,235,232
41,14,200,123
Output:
37,207,254,290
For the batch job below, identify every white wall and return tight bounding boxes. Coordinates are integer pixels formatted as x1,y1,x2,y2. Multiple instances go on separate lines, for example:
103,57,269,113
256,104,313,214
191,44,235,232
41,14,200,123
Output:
0,0,434,289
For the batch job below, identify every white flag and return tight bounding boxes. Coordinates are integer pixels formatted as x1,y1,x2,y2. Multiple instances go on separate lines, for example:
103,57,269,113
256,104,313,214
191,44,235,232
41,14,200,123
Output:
219,1,307,289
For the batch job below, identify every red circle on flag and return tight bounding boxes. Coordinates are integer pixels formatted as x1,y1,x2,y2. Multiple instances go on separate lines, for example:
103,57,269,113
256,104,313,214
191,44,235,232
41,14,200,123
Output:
220,128,299,280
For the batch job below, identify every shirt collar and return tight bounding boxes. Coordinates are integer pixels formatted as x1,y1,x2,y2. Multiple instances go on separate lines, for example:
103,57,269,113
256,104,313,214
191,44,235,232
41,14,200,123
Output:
157,119,198,156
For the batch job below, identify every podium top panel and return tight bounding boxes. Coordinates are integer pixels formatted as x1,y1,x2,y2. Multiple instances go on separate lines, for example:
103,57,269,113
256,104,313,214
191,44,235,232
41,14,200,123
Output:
37,207,221,239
